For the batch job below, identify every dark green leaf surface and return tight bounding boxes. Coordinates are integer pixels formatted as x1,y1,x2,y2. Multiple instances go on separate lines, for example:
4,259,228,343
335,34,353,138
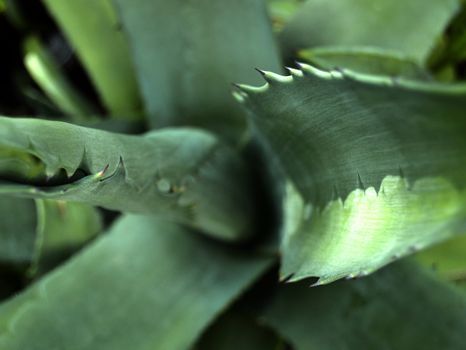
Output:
239,64,466,283
114,0,282,139
43,0,141,118
0,215,273,350
0,197,36,266
0,117,255,241
280,0,460,63
261,262,466,350
299,46,431,79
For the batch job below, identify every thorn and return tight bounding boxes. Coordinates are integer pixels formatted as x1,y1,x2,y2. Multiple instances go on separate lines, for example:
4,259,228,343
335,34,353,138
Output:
254,68,291,83
285,66,303,77
357,172,364,189
398,166,405,179
96,164,110,178
333,184,340,200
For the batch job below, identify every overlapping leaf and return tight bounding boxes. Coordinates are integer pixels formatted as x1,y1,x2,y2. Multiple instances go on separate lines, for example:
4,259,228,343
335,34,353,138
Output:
260,262,466,350
114,0,282,139
0,215,272,350
299,46,430,79
0,117,255,241
239,64,466,283
279,0,460,63
43,0,141,118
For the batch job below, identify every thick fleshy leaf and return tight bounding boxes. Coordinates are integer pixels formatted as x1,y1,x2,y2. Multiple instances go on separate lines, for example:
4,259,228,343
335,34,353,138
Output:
114,0,282,139
299,46,430,79
239,64,466,283
23,36,97,120
0,215,273,350
31,200,102,276
0,117,255,241
260,262,466,350
280,0,460,63
0,197,36,266
43,0,141,118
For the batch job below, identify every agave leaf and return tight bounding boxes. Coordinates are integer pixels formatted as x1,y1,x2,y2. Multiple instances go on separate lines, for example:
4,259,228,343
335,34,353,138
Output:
43,0,141,118
113,0,282,139
0,117,254,241
239,64,466,283
0,215,273,350
0,197,36,267
260,262,466,350
23,36,97,120
30,200,102,276
299,46,431,79
280,0,460,63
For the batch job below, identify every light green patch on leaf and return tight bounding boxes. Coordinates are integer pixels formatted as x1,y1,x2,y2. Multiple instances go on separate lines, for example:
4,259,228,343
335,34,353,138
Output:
114,0,282,139
260,262,466,350
0,117,255,241
299,46,431,79
0,197,37,266
0,215,273,350
43,0,142,118
239,63,466,283
30,200,102,276
23,36,97,120
282,177,466,284
280,0,460,63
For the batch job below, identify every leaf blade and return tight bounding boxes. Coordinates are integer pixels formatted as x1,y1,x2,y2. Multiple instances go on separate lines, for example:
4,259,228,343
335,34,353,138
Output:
0,215,273,350
240,64,466,282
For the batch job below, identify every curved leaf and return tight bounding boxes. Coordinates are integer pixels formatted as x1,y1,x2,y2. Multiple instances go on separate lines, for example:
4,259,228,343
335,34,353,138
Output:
279,0,460,63
114,0,282,139
238,64,466,283
299,46,431,79
0,117,254,241
260,262,466,350
0,215,273,350
43,0,142,118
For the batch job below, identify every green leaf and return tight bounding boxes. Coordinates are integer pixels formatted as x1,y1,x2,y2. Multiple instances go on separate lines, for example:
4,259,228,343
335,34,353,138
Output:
23,36,97,120
0,117,255,241
239,64,466,283
0,197,37,267
280,0,460,63
114,0,282,139
31,200,102,276
0,215,273,350
299,46,431,79
43,0,142,118
260,262,466,350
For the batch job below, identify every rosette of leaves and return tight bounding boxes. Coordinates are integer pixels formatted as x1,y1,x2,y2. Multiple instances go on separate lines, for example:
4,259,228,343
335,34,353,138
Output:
1,0,466,349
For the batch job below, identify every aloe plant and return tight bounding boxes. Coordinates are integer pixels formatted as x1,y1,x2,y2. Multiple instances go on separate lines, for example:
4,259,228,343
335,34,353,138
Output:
1,0,466,349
